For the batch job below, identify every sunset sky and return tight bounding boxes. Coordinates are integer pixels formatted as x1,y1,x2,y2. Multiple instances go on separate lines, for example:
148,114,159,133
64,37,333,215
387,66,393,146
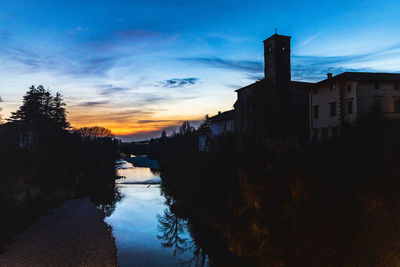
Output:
1,0,400,140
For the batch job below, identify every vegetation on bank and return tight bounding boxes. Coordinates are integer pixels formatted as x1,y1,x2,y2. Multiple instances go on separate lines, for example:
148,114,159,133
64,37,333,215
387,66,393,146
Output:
0,86,120,247
157,114,400,266
119,120,199,161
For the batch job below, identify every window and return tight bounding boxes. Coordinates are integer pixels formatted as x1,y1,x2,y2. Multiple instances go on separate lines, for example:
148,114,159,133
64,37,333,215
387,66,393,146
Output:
282,46,286,51
347,84,352,92
313,105,319,119
373,98,381,112
347,101,353,114
330,102,337,117
395,100,400,113
374,81,380,90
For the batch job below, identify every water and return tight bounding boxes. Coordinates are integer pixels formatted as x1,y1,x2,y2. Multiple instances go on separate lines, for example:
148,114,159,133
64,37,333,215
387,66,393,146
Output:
117,159,161,184
105,160,201,266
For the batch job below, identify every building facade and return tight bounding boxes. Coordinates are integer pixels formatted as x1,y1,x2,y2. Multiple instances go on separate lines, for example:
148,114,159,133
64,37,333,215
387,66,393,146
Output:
210,110,234,137
309,72,400,141
198,110,234,152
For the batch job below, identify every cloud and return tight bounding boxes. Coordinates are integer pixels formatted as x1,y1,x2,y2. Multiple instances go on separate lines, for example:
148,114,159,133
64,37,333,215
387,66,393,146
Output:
298,34,318,47
246,74,264,81
116,119,202,141
141,94,170,103
3,45,121,78
69,108,157,126
157,78,199,88
76,100,110,107
8,48,55,70
137,119,170,124
79,56,119,76
98,84,130,95
291,43,400,81
179,57,263,73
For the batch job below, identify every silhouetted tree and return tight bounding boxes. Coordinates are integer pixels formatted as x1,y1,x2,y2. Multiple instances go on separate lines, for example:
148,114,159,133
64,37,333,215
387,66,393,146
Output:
161,130,167,138
9,85,69,129
52,92,69,129
179,121,195,135
197,115,211,134
76,126,113,139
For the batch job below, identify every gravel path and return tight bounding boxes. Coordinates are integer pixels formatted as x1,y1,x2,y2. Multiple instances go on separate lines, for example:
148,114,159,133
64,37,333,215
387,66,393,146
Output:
0,198,117,266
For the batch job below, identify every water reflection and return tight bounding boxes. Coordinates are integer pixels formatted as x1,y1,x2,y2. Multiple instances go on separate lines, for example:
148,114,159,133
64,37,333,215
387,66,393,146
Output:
157,209,208,266
105,160,201,266
116,160,161,184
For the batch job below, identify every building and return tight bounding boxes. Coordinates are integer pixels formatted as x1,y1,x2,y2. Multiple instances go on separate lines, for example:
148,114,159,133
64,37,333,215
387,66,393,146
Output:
210,110,234,137
234,33,313,138
309,72,400,141
198,110,234,152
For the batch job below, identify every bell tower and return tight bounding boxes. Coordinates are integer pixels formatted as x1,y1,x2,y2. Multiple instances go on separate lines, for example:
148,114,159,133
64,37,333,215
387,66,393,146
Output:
263,33,291,87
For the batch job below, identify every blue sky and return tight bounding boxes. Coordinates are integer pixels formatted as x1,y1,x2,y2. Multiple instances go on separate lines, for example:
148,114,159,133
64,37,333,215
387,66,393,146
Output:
1,0,400,140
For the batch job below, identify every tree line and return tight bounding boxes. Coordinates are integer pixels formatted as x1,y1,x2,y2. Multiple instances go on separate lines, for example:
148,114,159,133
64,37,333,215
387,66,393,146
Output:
0,86,121,241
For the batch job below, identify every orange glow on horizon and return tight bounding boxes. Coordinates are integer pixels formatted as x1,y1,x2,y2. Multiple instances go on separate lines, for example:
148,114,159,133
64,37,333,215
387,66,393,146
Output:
67,108,202,136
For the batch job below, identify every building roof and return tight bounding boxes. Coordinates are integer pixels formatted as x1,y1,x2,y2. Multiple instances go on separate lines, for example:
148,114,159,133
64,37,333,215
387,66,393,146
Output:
235,79,313,93
289,81,314,90
311,72,400,89
210,110,234,122
234,79,264,93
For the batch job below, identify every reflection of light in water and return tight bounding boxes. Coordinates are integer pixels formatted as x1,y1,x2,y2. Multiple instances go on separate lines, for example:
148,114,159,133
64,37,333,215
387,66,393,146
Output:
117,160,161,184
108,161,208,266
106,185,198,266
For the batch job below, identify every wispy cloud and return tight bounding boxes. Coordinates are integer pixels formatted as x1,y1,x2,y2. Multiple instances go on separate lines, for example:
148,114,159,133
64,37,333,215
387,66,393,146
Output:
116,119,202,141
8,47,56,71
76,100,110,107
69,108,157,126
78,56,120,76
292,43,400,81
98,84,130,95
298,34,318,47
157,78,199,88
179,57,263,73
137,119,170,124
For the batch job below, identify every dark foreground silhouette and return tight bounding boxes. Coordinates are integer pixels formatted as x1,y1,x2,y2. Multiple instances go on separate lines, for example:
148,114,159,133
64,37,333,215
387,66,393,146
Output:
157,114,400,267
0,86,121,250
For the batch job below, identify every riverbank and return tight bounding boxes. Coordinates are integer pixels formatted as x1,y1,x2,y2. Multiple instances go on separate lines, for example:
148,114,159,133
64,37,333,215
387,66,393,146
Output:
0,197,117,266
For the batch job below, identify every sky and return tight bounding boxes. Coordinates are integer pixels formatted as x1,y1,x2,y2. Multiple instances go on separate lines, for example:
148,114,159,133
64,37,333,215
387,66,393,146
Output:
1,0,400,141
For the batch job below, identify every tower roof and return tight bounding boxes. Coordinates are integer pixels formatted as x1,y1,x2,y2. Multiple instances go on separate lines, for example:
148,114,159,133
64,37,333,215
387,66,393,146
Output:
263,33,291,43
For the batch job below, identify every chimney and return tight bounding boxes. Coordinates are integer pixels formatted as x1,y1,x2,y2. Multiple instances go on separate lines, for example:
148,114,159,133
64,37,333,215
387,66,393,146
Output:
327,73,333,79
